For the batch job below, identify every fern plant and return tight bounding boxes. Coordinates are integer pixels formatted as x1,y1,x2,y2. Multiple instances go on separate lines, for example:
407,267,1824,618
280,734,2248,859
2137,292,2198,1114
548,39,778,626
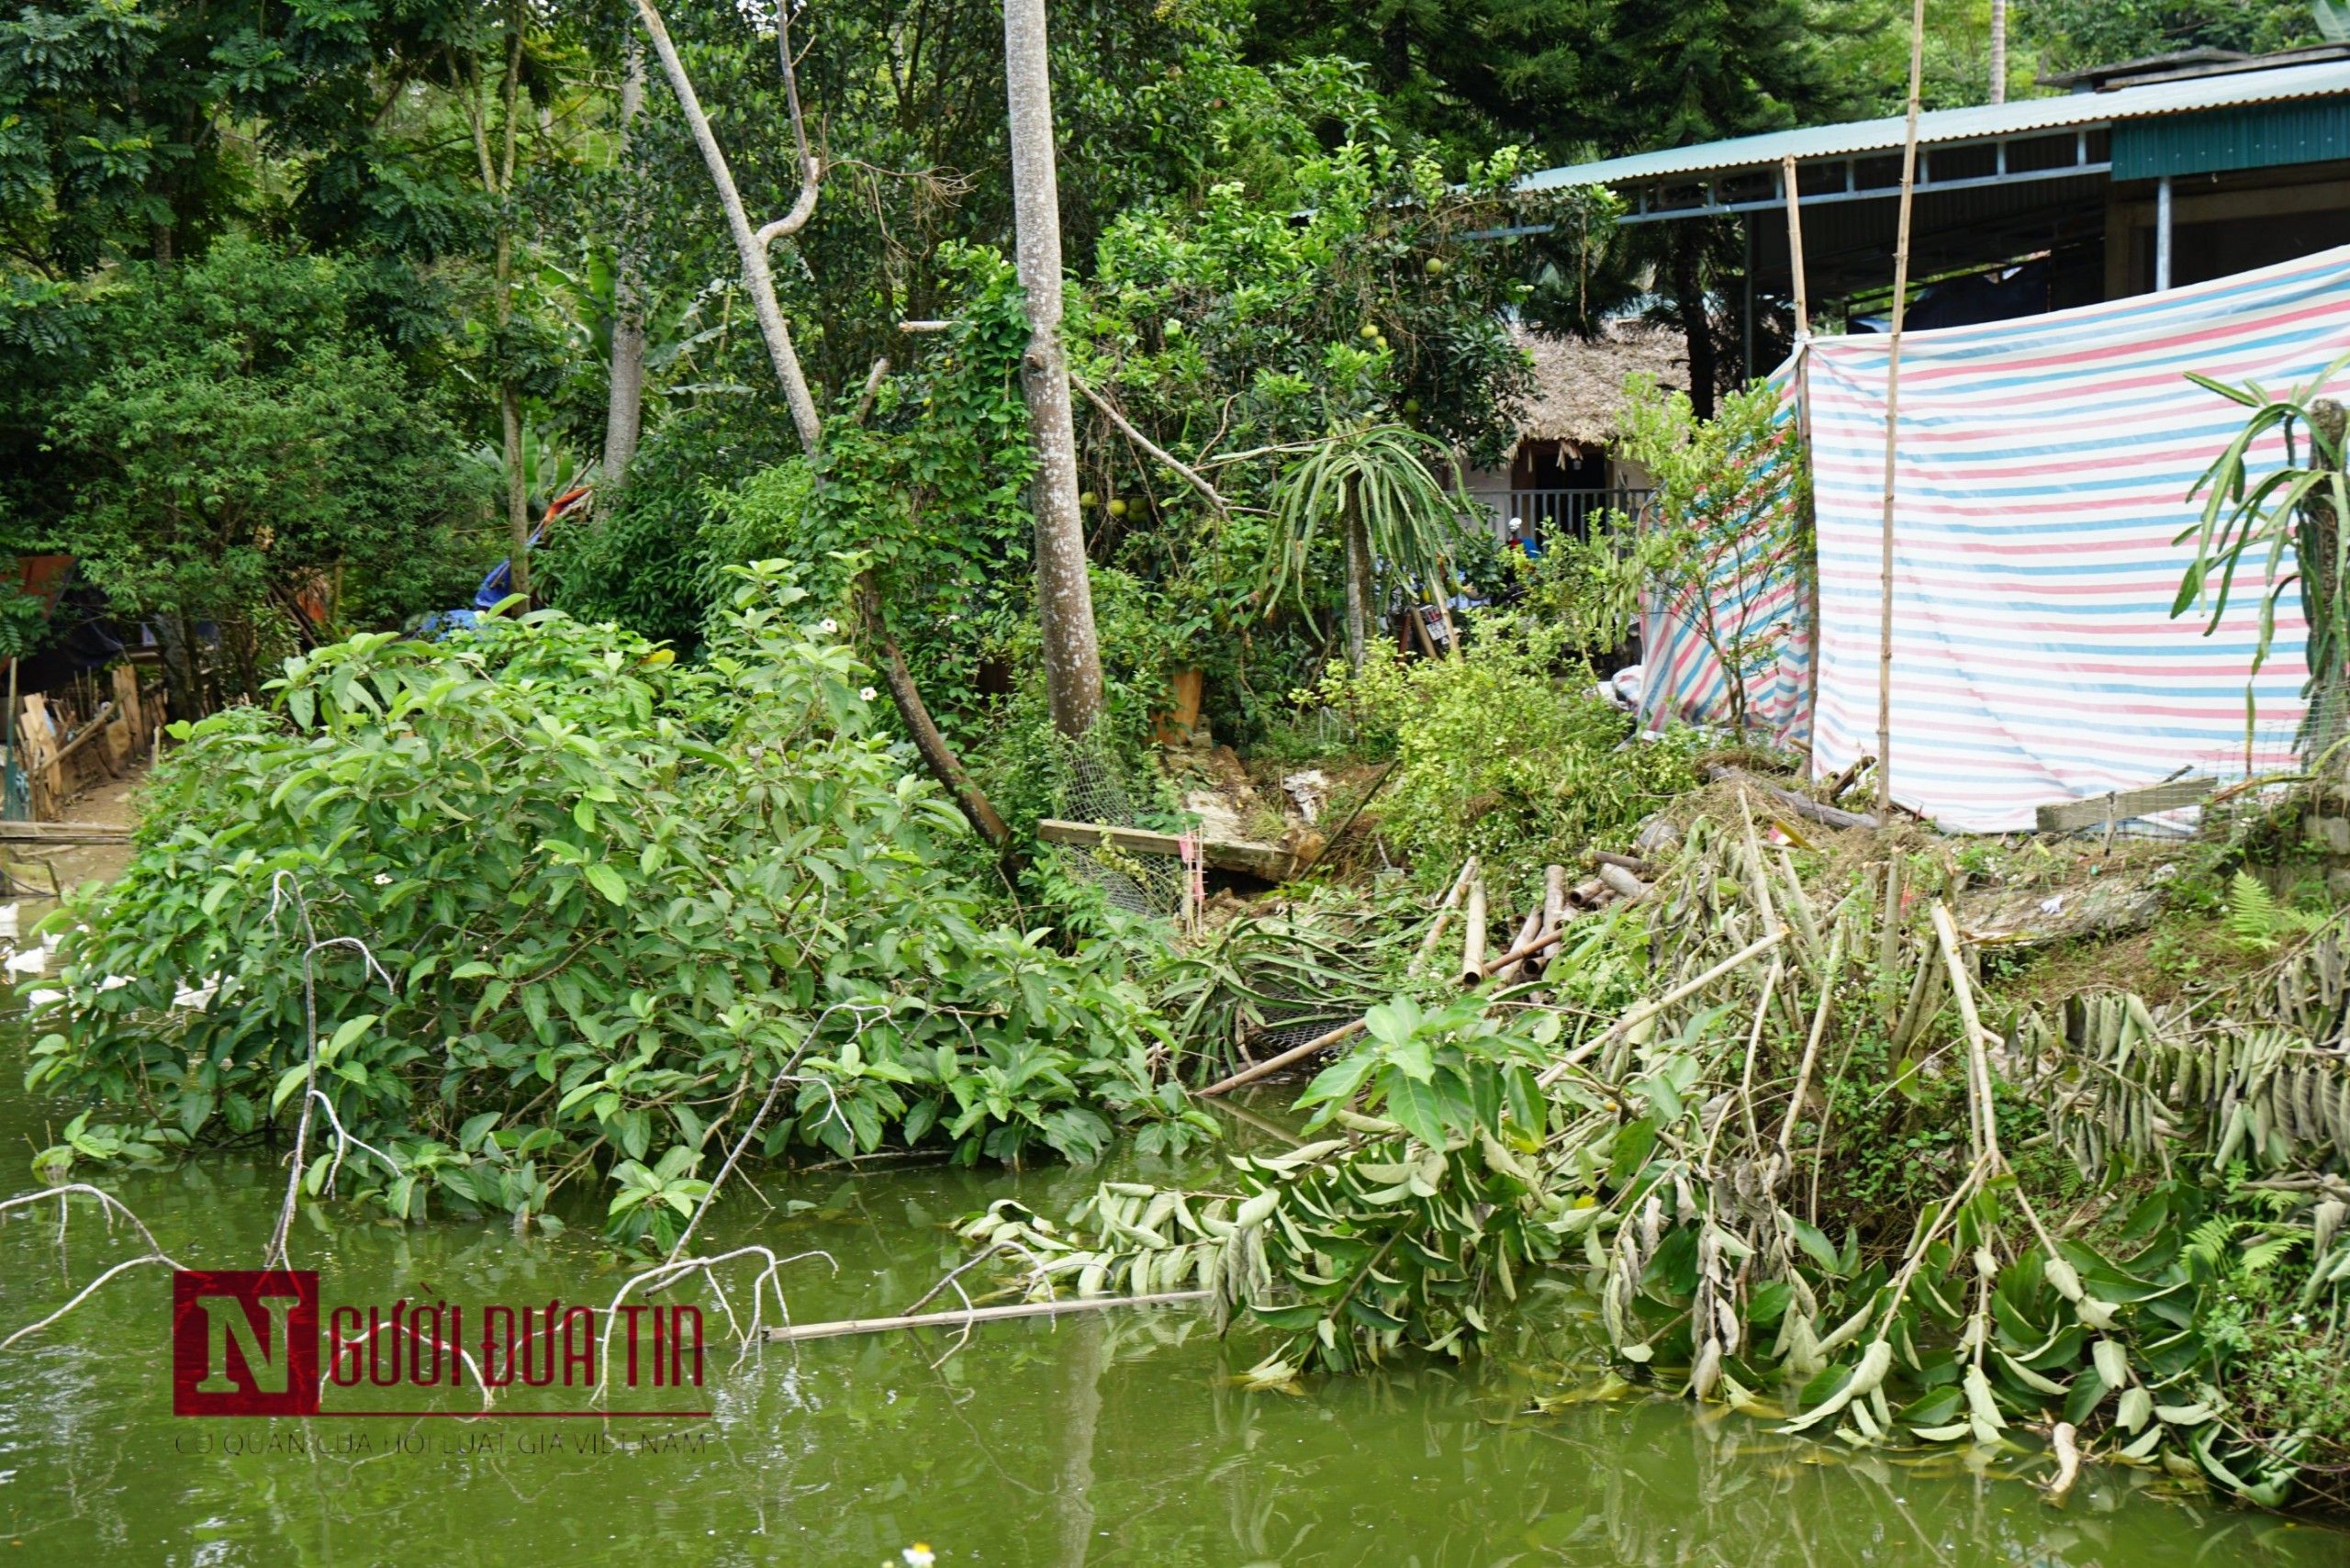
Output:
2224,871,2326,951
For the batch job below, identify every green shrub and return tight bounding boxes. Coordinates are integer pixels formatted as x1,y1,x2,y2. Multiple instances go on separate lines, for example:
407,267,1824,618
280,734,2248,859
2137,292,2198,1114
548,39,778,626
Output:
1303,614,1699,875
29,564,1208,1246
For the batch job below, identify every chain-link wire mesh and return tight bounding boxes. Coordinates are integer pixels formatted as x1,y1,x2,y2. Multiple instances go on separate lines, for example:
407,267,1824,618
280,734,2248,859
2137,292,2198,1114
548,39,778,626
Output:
2076,685,2345,841
1055,740,1184,918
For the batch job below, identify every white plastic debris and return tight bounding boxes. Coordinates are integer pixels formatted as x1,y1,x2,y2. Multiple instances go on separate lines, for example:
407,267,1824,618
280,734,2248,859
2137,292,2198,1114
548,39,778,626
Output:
2040,895,2065,915
1281,769,1330,824
1612,665,1646,711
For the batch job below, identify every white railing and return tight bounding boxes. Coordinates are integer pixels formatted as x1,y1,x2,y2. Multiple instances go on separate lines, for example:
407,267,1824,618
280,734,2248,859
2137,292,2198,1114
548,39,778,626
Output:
1467,487,1653,543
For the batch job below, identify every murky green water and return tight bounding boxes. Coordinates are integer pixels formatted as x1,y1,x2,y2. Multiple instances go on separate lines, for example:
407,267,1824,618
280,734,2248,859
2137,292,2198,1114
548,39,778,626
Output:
0,1076,2344,1567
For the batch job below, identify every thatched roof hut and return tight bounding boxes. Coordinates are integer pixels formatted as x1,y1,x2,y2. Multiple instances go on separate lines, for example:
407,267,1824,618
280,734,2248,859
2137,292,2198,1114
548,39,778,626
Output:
1513,321,1688,454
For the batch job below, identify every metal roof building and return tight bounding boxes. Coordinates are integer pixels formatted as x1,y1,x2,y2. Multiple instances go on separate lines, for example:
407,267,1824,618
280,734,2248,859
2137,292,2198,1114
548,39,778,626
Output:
1518,48,2350,330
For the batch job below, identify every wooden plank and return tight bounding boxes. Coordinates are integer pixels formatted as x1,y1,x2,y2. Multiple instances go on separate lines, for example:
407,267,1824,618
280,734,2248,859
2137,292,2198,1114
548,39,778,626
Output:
1035,818,1298,881
19,695,58,819
2034,777,2213,834
0,821,129,840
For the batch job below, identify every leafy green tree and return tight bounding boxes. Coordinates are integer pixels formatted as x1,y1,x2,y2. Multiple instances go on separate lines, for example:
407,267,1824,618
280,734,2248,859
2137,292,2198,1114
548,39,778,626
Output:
50,239,480,705
2021,0,2318,74
33,566,1209,1241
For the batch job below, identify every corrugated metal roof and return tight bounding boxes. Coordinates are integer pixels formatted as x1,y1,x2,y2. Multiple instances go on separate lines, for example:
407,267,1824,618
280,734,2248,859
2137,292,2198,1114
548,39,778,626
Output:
1518,60,2350,191
2113,97,2350,178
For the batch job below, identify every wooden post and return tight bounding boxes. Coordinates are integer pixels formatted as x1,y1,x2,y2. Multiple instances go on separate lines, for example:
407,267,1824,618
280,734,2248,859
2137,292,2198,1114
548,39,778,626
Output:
19,695,56,819
1875,0,1929,818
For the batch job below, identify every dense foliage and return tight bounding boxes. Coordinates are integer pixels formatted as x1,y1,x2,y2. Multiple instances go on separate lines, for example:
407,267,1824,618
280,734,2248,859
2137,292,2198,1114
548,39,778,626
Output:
1306,617,1700,874
48,240,483,701
28,567,1206,1247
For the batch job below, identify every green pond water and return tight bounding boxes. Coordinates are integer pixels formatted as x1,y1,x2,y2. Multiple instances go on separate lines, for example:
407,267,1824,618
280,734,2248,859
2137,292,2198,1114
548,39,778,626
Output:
0,1075,2345,1568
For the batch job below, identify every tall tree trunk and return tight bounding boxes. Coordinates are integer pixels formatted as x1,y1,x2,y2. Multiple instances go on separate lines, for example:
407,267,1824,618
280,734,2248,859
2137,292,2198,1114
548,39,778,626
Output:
1342,505,1370,670
1673,227,1716,420
629,0,823,452
493,5,531,599
603,38,648,485
1988,0,2008,106
632,1,1012,835
1003,0,1104,737
502,386,531,599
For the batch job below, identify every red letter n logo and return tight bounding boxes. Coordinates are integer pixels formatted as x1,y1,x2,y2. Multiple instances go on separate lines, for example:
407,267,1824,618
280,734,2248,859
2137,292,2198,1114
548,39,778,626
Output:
173,1271,319,1417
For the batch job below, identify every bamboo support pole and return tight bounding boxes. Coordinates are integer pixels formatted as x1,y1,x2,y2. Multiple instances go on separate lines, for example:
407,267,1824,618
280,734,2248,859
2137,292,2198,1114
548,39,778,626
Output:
1782,153,1809,342
1876,0,1929,817
764,1290,1211,1343
1197,1019,1365,1099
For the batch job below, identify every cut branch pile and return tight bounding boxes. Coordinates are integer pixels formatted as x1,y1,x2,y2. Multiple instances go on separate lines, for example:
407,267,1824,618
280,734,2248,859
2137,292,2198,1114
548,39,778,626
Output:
942,792,2350,1506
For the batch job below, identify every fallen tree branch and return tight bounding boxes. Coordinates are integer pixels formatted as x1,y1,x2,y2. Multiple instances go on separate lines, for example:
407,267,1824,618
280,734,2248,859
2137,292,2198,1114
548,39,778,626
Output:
1707,766,1880,832
1538,928,1789,1086
762,1289,1210,1343
1409,857,1478,977
1069,375,1229,516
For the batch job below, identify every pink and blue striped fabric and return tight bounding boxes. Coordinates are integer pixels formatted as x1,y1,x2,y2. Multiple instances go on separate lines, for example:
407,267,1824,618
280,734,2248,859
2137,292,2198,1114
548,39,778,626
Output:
1800,245,2350,832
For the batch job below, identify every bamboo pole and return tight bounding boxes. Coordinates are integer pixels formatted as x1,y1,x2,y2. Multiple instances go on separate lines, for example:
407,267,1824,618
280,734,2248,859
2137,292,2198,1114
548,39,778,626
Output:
1875,0,1929,818
1782,153,1809,342
1196,1018,1365,1099
1459,877,1489,982
1475,921,1565,982
764,1290,1211,1343
1540,865,1567,965
1488,909,1544,986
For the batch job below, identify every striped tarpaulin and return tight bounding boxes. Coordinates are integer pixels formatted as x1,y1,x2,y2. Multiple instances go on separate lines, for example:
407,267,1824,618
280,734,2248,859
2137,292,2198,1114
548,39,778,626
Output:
1801,245,2346,832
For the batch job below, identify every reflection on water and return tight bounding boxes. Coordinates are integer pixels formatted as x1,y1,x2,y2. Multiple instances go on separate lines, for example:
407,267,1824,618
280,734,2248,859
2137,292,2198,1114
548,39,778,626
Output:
0,1093,2343,1565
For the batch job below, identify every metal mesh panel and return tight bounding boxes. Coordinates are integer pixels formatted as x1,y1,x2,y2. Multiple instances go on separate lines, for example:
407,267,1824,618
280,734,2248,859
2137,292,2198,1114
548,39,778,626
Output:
1056,741,1183,918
